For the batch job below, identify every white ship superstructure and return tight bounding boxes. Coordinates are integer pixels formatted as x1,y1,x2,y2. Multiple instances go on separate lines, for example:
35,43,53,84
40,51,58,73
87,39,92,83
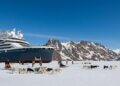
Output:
0,29,29,50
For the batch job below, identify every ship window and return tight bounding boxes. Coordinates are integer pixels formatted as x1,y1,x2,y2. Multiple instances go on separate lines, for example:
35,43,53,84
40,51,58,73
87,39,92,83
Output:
0,44,10,46
0,46,12,49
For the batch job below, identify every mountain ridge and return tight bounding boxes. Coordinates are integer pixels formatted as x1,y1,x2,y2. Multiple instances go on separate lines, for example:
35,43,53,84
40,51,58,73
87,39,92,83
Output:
46,39,119,61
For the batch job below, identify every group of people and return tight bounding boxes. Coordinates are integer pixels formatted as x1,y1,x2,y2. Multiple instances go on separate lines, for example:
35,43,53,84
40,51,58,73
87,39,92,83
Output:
4,59,43,69
58,60,74,68
32,59,43,67
5,60,11,69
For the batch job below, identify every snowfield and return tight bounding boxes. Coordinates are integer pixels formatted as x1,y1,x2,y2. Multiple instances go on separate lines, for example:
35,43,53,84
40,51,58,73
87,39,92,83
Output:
0,61,120,86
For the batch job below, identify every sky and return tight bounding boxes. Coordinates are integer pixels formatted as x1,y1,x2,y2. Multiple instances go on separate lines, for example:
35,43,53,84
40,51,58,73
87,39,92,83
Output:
0,0,120,49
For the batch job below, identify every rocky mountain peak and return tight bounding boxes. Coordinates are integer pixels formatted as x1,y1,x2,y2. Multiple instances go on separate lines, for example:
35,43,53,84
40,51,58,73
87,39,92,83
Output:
46,39,118,61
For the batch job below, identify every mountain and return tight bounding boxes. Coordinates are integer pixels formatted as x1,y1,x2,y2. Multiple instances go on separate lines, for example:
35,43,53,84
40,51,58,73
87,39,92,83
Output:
46,39,118,61
113,49,120,55
113,49,120,60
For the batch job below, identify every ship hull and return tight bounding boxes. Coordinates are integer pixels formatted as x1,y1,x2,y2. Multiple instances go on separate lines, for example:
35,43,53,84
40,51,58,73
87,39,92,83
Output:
0,48,54,63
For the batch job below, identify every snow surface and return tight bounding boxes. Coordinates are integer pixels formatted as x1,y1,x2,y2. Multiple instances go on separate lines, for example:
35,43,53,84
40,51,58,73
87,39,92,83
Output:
0,61,120,86
113,49,120,54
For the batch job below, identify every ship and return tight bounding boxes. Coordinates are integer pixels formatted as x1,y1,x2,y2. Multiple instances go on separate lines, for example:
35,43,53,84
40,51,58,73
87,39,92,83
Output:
0,29,54,63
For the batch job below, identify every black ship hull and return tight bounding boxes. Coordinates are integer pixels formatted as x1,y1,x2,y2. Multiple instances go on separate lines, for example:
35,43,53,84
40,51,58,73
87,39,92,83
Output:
0,48,54,63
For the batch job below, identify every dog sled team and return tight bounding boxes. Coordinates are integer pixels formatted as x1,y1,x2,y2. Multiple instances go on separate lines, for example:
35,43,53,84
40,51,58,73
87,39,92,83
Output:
4,60,119,74
10,67,61,74
82,62,118,70
4,59,74,74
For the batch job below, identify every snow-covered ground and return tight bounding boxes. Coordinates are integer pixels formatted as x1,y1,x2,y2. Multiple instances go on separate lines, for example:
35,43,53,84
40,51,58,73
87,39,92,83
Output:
0,61,120,86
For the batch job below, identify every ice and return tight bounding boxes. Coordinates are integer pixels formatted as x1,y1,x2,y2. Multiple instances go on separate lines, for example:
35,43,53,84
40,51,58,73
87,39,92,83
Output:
0,61,120,86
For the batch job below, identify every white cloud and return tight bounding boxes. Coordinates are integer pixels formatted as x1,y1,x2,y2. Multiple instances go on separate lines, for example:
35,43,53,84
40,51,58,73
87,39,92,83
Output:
25,33,70,40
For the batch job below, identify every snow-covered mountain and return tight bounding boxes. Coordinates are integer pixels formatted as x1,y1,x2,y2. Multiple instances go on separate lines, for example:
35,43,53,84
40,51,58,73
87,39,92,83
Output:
113,49,120,60
46,39,118,61
113,49,120,55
